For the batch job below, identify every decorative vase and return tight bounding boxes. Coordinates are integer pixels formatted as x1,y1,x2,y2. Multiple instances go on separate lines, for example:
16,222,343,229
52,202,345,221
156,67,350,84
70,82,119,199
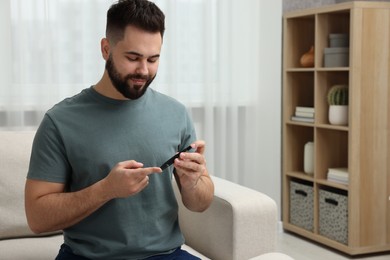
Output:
328,105,348,125
300,46,315,67
304,142,314,175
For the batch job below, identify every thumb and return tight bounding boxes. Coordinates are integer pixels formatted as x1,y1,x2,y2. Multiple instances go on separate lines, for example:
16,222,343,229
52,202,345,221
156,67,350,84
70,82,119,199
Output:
193,140,206,154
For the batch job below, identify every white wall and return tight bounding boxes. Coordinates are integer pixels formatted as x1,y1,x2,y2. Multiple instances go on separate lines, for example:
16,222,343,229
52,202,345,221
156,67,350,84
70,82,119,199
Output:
259,0,282,218
244,0,283,218
0,0,12,106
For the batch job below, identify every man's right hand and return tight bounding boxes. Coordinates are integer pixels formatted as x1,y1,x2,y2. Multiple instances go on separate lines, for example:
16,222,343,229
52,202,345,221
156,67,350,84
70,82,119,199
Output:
103,160,162,199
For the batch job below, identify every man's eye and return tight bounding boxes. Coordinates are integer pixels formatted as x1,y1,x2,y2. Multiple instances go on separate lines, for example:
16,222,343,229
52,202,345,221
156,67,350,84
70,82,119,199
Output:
127,57,138,62
148,58,158,63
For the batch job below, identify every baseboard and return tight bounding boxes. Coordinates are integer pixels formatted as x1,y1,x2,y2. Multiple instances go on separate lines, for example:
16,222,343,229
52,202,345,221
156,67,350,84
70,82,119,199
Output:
278,221,284,233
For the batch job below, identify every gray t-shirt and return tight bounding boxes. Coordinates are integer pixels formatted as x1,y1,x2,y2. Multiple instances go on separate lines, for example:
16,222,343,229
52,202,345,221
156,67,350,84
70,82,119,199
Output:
27,87,196,259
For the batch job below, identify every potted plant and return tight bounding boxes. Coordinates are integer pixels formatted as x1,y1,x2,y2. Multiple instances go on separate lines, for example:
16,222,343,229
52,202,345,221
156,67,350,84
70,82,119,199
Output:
327,84,349,125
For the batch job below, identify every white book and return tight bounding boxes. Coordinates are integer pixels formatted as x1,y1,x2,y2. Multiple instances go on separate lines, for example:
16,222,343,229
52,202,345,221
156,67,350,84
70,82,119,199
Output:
328,176,349,185
295,111,315,118
327,167,349,184
328,167,348,177
295,106,315,113
328,174,349,181
291,116,314,123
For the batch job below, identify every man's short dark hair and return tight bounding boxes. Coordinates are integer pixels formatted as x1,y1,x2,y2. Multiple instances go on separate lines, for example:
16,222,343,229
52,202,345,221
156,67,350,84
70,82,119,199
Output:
106,0,165,44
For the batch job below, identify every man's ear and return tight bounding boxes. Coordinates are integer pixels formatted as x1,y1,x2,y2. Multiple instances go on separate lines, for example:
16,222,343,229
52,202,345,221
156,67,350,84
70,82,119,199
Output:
101,38,110,60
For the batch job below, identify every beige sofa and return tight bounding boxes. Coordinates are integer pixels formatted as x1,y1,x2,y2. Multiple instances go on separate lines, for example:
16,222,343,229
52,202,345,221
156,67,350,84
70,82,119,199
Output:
0,131,293,260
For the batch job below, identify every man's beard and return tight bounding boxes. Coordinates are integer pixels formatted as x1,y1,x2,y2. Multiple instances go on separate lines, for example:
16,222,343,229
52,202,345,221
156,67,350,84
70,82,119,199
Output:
105,55,156,100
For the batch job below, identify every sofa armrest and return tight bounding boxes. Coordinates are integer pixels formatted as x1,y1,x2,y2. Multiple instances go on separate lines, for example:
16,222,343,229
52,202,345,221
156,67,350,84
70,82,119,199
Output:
174,176,278,260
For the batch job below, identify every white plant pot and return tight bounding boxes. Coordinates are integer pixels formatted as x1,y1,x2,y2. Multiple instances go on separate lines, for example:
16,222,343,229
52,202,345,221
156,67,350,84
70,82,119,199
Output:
328,105,348,125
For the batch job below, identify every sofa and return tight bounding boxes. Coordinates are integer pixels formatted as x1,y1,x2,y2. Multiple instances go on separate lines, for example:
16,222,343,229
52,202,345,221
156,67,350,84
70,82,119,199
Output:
0,131,293,260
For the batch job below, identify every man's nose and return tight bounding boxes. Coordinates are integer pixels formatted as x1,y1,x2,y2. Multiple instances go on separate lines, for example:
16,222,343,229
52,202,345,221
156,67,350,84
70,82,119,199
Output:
136,60,148,75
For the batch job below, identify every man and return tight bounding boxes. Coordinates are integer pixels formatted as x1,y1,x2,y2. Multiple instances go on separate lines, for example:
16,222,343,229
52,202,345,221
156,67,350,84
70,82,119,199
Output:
24,0,214,259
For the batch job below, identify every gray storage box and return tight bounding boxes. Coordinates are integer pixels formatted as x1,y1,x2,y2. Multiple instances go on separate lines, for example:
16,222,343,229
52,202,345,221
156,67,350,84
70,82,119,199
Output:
319,188,348,244
324,47,349,67
289,179,314,231
329,33,349,47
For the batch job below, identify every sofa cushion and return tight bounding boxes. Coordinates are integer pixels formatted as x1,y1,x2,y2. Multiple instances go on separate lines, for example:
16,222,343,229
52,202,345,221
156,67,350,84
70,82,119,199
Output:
0,131,59,239
0,234,63,260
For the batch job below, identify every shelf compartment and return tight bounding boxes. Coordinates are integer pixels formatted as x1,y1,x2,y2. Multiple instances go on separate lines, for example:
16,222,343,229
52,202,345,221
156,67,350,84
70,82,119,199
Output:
315,71,349,125
289,178,315,232
284,15,315,68
316,11,350,68
284,71,314,122
284,124,314,173
318,186,349,245
315,128,348,181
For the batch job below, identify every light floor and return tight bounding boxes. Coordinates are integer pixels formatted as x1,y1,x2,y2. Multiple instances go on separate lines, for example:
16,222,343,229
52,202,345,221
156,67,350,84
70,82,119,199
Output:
277,231,390,260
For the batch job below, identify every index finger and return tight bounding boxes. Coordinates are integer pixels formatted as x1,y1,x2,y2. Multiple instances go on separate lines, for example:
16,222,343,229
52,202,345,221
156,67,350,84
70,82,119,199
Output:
131,166,162,176
144,167,163,175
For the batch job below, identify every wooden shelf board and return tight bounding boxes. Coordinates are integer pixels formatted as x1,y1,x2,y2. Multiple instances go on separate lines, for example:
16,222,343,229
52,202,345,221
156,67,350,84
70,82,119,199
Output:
285,67,349,72
283,222,390,255
286,171,314,182
316,124,349,131
316,179,349,191
286,121,314,127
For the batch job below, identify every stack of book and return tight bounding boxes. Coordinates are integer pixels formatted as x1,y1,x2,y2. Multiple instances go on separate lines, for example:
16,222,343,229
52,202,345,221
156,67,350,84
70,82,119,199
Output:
291,106,315,123
327,167,349,185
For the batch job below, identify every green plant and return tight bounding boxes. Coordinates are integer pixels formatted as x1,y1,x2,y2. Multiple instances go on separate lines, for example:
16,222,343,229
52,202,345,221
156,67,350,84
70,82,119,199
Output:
327,85,349,105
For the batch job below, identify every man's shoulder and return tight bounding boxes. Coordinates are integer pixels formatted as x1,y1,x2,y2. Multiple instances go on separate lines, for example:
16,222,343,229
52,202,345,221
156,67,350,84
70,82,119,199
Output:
149,89,186,109
47,88,92,114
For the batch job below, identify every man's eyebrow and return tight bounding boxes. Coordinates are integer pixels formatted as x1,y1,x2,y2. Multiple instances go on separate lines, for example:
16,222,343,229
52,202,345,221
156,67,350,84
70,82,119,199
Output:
124,51,160,59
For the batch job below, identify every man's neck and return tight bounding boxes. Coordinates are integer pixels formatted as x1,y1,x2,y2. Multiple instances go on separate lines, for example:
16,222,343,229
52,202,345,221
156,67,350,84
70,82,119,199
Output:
94,72,128,100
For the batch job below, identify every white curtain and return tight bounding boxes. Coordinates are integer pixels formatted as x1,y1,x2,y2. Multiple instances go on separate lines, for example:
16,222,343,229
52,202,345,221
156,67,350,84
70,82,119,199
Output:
0,0,282,204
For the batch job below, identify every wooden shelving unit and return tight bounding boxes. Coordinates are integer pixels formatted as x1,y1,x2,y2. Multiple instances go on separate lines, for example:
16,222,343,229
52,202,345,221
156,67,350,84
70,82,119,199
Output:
282,1,390,255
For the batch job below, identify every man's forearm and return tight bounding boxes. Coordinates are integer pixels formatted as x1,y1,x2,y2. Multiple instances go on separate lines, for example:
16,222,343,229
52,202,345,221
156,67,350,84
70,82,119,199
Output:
25,179,111,234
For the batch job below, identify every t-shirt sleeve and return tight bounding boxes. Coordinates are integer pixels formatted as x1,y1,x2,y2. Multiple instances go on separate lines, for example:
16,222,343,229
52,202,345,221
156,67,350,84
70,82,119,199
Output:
27,114,71,183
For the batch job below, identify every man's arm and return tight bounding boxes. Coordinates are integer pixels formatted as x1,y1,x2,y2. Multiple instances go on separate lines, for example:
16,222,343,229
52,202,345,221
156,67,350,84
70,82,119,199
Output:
25,178,110,234
173,140,214,212
25,160,161,234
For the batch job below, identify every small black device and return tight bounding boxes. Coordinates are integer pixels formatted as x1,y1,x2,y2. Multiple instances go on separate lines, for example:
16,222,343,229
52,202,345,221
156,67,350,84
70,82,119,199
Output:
160,145,192,170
